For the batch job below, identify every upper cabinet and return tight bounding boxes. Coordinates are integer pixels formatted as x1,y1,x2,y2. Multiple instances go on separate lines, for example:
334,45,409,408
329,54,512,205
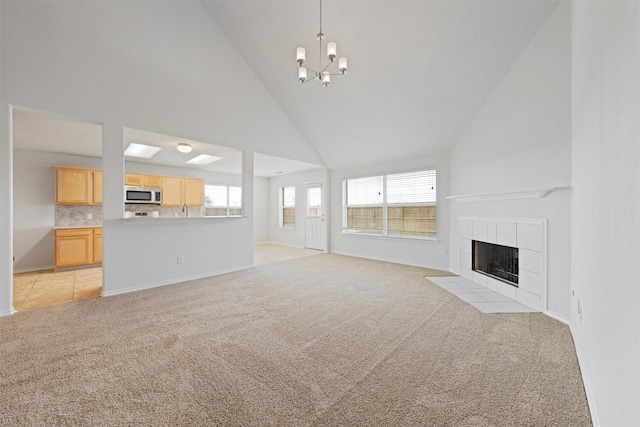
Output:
125,173,161,188
160,176,204,206
161,176,183,206
55,166,101,205
184,178,204,206
93,171,102,205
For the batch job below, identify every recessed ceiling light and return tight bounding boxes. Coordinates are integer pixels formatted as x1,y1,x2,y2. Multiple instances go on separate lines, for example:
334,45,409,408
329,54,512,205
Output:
124,143,162,159
185,154,222,165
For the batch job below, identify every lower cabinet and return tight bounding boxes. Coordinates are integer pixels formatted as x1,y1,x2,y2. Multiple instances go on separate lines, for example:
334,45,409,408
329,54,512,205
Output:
54,227,102,268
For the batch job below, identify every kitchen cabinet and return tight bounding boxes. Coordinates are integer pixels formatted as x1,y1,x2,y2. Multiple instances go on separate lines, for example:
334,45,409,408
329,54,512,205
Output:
161,177,204,207
93,171,102,205
125,173,162,187
125,173,143,186
55,166,101,205
161,177,184,206
54,227,102,268
143,175,161,187
93,228,102,263
56,167,92,205
184,178,204,206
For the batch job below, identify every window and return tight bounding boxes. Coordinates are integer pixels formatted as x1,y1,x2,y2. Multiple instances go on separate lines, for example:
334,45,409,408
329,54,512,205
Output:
307,186,322,217
204,185,242,217
280,186,295,228
343,169,436,238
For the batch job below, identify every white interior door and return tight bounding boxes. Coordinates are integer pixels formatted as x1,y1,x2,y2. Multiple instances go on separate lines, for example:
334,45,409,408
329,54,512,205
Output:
305,183,325,251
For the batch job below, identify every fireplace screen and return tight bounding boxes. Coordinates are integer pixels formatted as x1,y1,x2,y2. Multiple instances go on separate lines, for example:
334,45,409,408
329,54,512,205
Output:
472,241,519,286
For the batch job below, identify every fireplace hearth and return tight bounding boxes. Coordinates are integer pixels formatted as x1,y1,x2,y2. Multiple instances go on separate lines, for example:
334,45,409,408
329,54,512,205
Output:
472,240,519,286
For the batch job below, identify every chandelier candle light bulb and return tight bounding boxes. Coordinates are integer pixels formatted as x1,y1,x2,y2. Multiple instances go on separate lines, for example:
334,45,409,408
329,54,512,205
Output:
296,47,306,66
296,0,348,87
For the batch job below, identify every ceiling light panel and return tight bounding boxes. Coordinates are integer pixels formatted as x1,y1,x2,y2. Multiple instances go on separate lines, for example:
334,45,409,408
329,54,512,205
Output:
185,154,222,165
124,143,162,159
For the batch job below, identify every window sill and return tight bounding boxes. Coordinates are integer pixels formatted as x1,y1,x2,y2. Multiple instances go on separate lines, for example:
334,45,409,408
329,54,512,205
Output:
279,227,297,232
341,231,438,243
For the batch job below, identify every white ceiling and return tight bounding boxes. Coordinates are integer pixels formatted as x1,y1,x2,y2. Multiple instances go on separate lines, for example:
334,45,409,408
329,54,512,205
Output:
11,2,561,175
11,107,322,178
201,0,561,169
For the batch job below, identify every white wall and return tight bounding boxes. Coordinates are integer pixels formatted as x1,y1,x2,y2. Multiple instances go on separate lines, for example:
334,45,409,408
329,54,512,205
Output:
448,3,571,320
268,168,327,248
571,2,640,425
253,176,269,243
13,149,102,271
330,153,450,270
0,1,318,313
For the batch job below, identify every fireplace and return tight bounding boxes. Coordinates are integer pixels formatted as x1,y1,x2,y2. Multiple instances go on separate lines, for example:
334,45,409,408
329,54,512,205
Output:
472,240,519,287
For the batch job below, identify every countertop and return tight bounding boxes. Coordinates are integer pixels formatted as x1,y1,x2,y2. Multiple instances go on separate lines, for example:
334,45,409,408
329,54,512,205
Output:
54,225,103,230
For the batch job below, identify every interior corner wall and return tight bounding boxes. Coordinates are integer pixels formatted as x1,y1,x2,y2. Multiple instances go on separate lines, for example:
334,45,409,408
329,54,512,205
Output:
571,2,640,425
268,168,327,248
448,3,571,320
329,153,450,270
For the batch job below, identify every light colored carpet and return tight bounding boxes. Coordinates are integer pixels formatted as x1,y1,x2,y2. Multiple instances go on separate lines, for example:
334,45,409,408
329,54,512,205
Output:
0,254,591,426
254,243,321,266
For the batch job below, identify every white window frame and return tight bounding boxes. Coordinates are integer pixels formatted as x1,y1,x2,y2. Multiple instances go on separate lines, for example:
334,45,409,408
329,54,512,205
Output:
204,184,242,217
280,185,296,229
342,168,437,240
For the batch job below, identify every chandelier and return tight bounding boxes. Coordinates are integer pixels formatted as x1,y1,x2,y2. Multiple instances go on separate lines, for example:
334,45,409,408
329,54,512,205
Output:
296,0,348,88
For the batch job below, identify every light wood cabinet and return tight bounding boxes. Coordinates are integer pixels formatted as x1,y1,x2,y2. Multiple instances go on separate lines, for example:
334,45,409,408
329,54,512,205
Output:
160,176,204,207
184,178,204,206
93,171,102,205
143,175,161,187
55,166,101,205
54,227,102,268
124,173,143,186
125,173,162,188
56,168,93,205
161,177,184,206
93,228,102,263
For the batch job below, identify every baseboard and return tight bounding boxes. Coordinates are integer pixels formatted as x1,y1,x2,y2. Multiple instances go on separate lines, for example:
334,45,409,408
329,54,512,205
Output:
569,323,600,427
330,250,448,272
258,241,305,249
13,265,54,274
543,310,569,325
101,264,254,297
0,307,16,317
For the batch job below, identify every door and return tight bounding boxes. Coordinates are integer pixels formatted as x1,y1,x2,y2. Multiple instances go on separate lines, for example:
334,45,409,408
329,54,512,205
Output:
305,183,326,251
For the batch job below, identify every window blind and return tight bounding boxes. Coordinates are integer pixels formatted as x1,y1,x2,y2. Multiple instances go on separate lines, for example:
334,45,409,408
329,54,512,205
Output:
386,170,436,204
345,176,383,206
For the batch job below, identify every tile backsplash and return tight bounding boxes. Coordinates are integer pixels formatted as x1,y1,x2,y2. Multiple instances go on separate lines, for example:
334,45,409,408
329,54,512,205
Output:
125,204,204,218
55,205,103,227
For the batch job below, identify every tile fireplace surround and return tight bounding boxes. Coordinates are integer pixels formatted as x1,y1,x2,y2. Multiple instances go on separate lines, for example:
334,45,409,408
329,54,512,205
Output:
459,217,547,312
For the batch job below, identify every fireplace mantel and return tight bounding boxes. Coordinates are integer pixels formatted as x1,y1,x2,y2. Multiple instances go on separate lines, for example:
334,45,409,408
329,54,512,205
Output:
447,187,564,203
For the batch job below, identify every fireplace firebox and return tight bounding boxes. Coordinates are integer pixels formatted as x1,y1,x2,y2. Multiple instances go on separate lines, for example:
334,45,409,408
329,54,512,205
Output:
472,240,519,286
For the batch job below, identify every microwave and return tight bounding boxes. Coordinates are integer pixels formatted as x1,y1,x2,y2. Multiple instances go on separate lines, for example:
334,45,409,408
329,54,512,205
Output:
124,186,162,204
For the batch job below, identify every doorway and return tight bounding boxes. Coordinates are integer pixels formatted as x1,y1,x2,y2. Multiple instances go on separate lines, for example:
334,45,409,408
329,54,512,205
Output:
12,107,103,311
305,183,326,251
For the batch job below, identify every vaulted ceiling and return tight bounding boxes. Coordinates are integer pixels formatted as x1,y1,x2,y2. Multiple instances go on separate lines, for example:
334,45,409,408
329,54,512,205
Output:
202,1,561,170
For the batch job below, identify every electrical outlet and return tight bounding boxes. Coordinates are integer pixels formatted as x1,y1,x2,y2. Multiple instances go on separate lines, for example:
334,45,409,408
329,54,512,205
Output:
177,256,185,264
87,213,93,220
442,248,448,256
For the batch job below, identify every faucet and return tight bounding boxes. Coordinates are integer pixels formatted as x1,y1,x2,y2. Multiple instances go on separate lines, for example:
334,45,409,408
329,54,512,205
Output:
182,203,189,217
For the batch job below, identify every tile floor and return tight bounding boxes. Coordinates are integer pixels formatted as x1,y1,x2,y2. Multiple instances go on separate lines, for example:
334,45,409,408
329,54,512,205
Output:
13,267,102,311
426,275,538,313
